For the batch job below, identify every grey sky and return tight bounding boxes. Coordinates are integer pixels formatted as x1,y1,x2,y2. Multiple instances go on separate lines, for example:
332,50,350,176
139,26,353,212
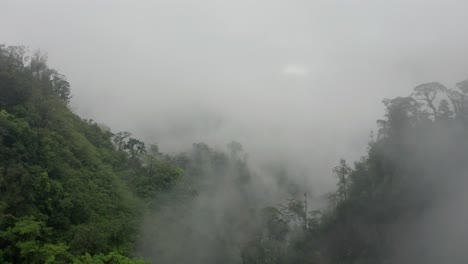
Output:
2,0,468,192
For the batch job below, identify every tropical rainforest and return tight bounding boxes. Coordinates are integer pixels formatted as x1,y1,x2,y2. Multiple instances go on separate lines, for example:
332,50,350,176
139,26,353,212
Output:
1,44,468,264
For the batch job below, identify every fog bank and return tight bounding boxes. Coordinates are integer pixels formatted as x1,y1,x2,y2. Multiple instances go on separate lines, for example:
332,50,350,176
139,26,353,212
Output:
2,0,468,192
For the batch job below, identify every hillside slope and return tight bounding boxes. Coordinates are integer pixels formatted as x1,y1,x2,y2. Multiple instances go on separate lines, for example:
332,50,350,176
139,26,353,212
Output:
0,45,160,263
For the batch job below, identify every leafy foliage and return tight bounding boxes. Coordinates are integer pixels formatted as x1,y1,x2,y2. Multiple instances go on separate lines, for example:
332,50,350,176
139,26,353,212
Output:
0,45,185,263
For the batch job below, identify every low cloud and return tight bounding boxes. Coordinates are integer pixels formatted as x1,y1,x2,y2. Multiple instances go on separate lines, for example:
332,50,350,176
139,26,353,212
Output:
282,64,309,76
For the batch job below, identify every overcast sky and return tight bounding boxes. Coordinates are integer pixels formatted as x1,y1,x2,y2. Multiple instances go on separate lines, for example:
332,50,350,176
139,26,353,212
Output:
2,0,468,192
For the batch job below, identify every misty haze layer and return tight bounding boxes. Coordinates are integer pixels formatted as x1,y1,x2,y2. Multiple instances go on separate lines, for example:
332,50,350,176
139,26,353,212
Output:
3,0,468,193
2,0,468,263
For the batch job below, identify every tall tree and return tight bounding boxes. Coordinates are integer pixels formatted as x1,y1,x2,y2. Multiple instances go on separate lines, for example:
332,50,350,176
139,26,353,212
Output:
412,82,446,119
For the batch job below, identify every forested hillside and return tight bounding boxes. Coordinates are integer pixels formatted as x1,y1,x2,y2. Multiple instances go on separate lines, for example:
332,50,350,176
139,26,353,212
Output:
239,83,468,263
1,44,468,263
0,46,162,263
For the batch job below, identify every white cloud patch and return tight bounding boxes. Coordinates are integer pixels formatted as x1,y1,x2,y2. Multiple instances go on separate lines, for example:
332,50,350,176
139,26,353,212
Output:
282,64,309,76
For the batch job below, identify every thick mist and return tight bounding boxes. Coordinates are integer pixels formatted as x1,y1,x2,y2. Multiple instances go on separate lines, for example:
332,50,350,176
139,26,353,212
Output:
384,119,468,264
3,1,468,263
3,0,468,193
